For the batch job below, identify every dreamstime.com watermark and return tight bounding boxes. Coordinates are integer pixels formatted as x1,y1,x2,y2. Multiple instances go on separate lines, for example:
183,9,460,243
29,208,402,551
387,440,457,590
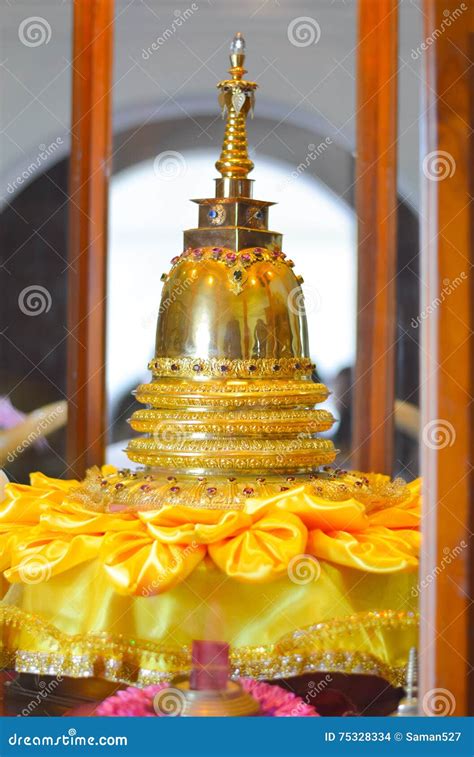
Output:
411,540,467,598
141,274,194,330
19,677,63,717
7,403,65,462
287,553,321,584
288,283,321,317
159,275,193,314
411,273,466,328
142,4,199,59
153,687,187,716
141,541,200,596
411,4,467,59
18,16,51,47
422,418,456,450
7,138,63,195
154,150,187,181
422,687,456,716
290,674,333,716
279,139,333,191
8,730,127,747
287,17,321,47
18,553,52,584
422,150,456,181
18,284,52,316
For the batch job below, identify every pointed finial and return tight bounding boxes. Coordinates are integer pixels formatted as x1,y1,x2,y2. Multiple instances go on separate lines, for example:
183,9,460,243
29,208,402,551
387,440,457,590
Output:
215,33,257,196
230,32,245,55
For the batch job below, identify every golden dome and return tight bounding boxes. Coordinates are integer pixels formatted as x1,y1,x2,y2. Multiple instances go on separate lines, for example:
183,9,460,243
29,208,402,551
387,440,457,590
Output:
126,34,337,479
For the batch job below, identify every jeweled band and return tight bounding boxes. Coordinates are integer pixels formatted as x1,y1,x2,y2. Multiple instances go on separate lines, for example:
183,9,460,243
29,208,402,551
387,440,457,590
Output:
148,356,314,380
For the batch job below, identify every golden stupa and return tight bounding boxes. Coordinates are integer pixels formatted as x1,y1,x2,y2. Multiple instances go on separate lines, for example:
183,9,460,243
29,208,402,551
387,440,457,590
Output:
0,35,420,688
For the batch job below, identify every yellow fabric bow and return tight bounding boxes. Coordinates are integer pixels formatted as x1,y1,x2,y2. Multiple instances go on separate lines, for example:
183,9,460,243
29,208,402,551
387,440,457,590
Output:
0,468,420,597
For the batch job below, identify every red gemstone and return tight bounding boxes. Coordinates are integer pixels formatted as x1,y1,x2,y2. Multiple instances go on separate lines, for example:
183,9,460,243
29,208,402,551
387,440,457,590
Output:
171,363,179,371
243,487,254,496
280,486,289,492
140,484,151,492
228,477,236,482
170,486,180,493
171,256,180,265
206,487,217,495
241,253,251,262
115,483,124,490
100,479,108,488
225,252,237,262
193,364,202,372
193,249,203,259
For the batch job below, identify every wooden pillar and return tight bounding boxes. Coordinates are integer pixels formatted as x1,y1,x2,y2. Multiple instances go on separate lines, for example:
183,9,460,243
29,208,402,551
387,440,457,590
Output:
420,0,474,717
67,0,114,477
353,0,398,474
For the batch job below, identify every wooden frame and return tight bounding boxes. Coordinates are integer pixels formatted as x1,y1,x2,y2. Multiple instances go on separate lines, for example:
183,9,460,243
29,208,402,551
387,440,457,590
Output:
420,0,474,717
353,0,398,475
66,0,114,477
62,0,474,712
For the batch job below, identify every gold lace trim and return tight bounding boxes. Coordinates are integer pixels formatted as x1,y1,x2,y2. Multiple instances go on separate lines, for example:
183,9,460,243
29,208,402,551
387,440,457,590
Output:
0,606,417,687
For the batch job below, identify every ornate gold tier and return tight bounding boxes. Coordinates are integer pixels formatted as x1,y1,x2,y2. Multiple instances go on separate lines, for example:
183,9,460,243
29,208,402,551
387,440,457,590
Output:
130,407,334,436
126,437,336,475
128,371,336,475
134,379,329,408
125,36,337,479
70,465,411,513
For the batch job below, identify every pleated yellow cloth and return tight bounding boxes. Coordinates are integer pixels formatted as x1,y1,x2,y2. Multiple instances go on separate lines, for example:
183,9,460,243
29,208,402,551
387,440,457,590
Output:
0,468,420,686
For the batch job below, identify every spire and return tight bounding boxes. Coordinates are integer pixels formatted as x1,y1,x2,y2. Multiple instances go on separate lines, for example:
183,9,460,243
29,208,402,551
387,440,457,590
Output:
215,33,257,198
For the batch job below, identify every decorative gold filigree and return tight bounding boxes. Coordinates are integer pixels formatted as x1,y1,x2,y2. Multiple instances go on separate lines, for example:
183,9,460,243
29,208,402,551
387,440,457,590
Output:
128,437,335,454
134,381,329,410
126,449,336,472
69,467,413,514
129,407,334,436
148,356,314,380
206,204,226,225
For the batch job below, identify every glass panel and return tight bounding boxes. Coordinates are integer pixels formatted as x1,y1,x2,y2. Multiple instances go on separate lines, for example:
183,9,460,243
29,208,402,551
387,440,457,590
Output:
0,1,73,482
395,0,423,477
107,0,358,463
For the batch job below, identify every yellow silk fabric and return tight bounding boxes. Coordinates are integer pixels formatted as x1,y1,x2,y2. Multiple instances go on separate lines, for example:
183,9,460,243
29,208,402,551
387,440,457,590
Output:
0,469,420,684
0,469,420,597
1,560,418,685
